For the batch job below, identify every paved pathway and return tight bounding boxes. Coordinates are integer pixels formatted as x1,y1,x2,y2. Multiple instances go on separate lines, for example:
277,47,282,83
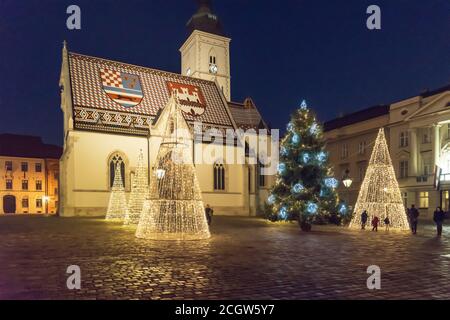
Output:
0,215,449,299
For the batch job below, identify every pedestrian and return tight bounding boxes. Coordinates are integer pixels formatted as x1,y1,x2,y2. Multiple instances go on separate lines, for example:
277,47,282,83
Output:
372,216,379,232
433,206,445,237
384,216,390,231
205,204,213,226
361,210,368,230
409,204,420,234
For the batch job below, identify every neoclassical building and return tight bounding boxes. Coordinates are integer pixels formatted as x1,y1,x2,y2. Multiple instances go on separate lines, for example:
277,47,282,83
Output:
324,84,450,219
58,1,274,217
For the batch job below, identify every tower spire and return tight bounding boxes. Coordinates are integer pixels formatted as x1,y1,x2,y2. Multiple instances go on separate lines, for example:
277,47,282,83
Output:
186,0,224,36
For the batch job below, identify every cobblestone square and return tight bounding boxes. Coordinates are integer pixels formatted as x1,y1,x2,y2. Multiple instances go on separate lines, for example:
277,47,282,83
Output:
0,215,449,299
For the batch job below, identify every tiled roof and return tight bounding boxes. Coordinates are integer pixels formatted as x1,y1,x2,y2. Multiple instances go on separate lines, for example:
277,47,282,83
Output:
323,105,389,132
0,134,62,159
228,98,268,131
68,52,235,135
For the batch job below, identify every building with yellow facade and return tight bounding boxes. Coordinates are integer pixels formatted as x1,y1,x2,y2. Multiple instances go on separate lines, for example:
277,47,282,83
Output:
0,134,62,215
324,84,450,219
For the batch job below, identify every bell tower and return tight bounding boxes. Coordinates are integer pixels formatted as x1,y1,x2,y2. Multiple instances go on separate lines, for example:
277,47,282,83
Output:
180,0,231,101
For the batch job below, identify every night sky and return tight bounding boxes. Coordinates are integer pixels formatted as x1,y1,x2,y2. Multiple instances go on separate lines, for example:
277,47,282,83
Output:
0,0,449,146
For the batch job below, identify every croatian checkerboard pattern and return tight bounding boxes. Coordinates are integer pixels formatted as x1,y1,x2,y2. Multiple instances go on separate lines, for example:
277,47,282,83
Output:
69,53,234,132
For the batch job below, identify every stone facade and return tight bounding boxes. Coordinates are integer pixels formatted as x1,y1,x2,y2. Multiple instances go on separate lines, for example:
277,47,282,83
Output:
324,85,450,220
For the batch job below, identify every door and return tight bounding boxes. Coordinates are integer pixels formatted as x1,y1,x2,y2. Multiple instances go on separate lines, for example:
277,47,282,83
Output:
3,195,16,214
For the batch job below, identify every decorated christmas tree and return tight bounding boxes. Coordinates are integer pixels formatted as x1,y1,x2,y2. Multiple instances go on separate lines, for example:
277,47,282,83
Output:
124,150,148,225
349,128,410,230
266,100,344,231
135,94,210,240
105,163,129,221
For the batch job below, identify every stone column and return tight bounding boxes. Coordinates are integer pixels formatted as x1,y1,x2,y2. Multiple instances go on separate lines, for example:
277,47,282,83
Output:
433,124,441,167
409,128,418,177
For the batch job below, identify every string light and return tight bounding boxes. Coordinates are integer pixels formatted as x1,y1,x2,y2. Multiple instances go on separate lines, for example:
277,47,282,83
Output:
292,183,304,193
287,122,294,132
135,95,210,240
306,202,318,214
124,150,148,225
279,206,288,220
291,133,300,145
324,177,339,189
309,122,319,135
316,151,327,163
300,100,308,110
338,203,348,215
277,163,286,175
349,128,410,231
301,152,310,164
105,163,129,221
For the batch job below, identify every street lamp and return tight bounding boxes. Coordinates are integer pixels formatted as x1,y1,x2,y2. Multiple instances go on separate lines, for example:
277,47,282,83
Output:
342,169,353,188
42,195,50,216
342,169,353,207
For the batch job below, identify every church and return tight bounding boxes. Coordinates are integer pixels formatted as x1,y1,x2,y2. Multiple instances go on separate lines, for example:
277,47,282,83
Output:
58,0,275,217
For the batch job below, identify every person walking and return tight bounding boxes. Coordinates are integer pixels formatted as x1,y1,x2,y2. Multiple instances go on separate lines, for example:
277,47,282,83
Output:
384,216,390,231
361,210,368,230
372,216,379,232
205,204,213,226
409,205,419,234
433,206,445,237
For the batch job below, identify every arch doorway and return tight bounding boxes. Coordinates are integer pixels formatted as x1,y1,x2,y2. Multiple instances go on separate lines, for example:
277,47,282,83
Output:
3,195,16,214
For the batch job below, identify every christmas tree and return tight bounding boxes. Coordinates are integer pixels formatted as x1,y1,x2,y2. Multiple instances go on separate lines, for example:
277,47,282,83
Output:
135,94,210,240
124,150,148,225
349,128,410,230
105,162,129,221
266,100,343,231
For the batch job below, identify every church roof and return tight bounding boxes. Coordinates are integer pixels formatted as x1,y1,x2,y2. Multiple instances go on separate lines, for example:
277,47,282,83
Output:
228,98,269,131
68,52,235,136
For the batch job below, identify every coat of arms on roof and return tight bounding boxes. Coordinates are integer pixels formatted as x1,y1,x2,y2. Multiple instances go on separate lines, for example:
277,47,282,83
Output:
100,68,144,108
166,81,206,117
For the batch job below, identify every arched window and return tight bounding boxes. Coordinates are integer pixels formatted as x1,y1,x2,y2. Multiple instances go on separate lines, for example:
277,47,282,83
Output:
213,162,225,190
109,153,126,188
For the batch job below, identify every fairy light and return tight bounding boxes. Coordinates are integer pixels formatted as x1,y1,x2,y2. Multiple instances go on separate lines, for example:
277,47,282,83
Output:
292,183,304,193
349,128,410,231
105,162,129,221
124,150,148,225
135,94,210,240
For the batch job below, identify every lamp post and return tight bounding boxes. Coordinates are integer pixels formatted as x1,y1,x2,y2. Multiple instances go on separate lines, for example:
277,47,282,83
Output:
42,195,50,216
342,169,353,207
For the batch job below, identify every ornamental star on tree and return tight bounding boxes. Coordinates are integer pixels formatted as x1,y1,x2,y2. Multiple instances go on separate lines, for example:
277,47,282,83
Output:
265,100,345,231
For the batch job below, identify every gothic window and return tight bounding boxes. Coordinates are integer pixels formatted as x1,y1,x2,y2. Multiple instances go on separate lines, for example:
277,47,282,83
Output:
213,162,225,190
109,154,126,188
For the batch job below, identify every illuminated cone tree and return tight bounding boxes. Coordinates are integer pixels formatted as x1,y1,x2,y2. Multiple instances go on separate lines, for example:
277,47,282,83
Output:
349,128,410,230
124,150,148,225
105,163,129,221
135,95,210,240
